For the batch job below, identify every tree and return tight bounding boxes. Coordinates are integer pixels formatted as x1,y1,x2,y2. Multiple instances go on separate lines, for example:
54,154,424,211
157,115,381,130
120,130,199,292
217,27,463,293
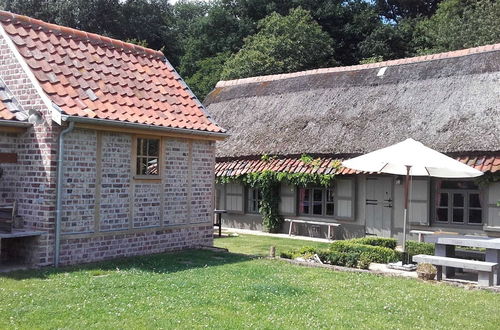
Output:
375,0,442,22
221,8,335,80
415,0,500,53
184,52,230,101
177,1,254,78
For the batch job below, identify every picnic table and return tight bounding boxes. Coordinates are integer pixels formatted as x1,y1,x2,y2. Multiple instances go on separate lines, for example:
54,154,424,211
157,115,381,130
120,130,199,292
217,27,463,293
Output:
434,236,500,285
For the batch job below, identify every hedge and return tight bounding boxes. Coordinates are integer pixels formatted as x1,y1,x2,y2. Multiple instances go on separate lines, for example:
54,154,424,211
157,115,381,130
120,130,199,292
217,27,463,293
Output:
330,241,400,263
280,246,319,259
349,237,397,250
406,241,434,262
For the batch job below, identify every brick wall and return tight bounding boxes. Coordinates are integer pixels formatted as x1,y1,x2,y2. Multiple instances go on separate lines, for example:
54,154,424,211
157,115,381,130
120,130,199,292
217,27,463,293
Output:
164,139,189,225
0,30,59,266
0,29,216,267
59,225,213,265
191,140,216,224
100,132,131,231
61,129,97,234
58,129,215,265
0,132,18,203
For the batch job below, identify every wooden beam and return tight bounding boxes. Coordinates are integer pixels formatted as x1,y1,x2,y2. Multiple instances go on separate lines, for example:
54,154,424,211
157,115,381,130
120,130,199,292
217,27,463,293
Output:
74,123,225,141
0,126,26,133
0,153,17,163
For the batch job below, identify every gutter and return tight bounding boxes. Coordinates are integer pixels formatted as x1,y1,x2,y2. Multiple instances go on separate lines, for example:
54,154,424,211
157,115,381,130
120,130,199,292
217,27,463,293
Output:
0,119,32,128
54,121,75,267
62,115,229,139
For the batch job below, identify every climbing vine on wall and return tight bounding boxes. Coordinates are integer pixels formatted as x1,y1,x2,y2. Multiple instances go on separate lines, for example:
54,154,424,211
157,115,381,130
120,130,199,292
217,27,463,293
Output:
216,156,341,232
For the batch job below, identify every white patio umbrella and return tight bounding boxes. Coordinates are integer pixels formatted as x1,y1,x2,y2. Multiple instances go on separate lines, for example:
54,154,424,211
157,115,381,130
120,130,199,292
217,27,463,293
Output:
342,138,483,261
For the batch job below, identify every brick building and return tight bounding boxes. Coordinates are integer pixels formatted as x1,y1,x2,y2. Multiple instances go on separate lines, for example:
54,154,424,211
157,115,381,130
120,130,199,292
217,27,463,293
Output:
0,11,226,268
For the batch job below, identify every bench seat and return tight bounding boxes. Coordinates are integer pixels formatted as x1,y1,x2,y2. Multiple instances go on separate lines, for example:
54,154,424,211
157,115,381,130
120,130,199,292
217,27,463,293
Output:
413,254,499,286
284,219,340,240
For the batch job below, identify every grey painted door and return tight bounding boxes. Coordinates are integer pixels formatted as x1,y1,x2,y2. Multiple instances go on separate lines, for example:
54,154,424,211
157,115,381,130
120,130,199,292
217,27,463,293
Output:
365,177,393,237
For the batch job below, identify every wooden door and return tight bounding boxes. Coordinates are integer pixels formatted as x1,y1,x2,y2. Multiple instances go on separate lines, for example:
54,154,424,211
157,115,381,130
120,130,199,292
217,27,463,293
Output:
366,177,393,237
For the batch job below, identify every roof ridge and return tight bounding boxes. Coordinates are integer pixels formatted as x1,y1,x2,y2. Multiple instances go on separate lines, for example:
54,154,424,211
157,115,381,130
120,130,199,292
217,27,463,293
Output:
0,10,164,58
215,43,500,88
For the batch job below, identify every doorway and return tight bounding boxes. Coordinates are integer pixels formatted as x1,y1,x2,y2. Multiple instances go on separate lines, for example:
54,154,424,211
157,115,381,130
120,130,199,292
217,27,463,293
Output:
365,177,393,237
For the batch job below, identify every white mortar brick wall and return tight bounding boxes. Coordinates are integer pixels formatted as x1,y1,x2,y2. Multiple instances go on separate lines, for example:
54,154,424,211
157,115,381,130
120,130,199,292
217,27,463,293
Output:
164,139,189,225
58,130,215,265
0,32,59,266
100,132,131,231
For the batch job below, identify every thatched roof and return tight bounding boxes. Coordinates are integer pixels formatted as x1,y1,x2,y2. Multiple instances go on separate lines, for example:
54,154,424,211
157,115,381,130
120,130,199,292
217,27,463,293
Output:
205,44,500,159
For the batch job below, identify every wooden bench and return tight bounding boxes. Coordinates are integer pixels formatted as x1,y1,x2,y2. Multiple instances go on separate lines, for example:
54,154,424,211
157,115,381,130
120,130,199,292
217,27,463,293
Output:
284,219,340,240
0,202,16,233
413,254,499,286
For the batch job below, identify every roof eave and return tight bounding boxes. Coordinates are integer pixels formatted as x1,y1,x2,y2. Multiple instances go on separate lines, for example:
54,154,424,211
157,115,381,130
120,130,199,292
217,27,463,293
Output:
0,119,31,127
64,115,229,140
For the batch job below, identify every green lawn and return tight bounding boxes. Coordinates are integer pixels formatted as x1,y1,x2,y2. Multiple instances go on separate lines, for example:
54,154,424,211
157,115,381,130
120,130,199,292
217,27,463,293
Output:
214,233,330,256
1,246,499,329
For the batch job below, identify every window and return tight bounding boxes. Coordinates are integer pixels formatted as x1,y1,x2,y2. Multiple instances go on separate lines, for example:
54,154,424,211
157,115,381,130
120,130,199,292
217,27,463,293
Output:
299,187,335,217
136,138,160,176
434,180,482,225
247,187,262,213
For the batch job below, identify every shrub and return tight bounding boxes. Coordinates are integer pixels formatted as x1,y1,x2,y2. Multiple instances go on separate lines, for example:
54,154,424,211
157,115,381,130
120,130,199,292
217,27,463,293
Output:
350,237,397,250
280,246,318,259
357,253,372,270
330,241,400,263
406,241,434,262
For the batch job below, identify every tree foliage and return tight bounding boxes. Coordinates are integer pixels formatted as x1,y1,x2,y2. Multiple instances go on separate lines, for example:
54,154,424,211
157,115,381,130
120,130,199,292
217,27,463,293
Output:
221,8,335,80
0,0,498,99
415,0,500,53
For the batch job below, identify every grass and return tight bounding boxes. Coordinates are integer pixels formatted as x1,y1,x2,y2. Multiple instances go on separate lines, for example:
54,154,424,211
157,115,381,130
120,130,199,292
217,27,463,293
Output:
1,245,499,329
214,232,330,256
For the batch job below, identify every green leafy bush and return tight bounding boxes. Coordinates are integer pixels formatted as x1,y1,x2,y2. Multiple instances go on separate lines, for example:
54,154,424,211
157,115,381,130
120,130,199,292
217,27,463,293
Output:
280,246,318,259
350,237,397,250
330,241,400,263
406,241,434,262
357,253,372,270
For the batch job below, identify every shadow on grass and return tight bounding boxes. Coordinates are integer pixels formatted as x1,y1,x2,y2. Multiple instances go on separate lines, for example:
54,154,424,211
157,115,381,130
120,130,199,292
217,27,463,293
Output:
0,249,256,281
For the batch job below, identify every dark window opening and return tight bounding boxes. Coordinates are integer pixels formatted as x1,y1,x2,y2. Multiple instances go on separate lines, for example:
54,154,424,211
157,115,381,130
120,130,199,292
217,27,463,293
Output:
434,180,482,225
136,138,160,176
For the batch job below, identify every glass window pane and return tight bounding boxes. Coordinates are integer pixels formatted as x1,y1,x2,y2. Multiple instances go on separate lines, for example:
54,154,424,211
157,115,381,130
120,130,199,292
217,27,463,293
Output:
439,193,448,207
326,203,334,216
146,158,158,175
437,208,448,222
452,209,464,223
313,189,323,202
147,139,160,157
469,209,482,224
313,202,322,215
137,157,148,175
326,189,334,202
469,193,481,208
138,138,149,156
299,189,309,214
453,193,464,207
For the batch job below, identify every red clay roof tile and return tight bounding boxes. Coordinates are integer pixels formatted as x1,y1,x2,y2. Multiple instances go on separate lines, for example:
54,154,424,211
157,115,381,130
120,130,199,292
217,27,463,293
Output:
0,10,224,133
216,154,500,177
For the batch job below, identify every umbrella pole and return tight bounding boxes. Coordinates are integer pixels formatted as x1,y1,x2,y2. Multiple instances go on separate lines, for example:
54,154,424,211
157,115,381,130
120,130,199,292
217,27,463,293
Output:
402,165,411,264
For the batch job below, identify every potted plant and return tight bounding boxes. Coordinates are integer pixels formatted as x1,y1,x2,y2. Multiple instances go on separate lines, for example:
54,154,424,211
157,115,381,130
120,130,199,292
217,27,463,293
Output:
416,263,437,280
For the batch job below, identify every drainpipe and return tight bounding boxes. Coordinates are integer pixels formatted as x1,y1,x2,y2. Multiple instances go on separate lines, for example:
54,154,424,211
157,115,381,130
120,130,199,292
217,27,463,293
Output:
54,121,75,267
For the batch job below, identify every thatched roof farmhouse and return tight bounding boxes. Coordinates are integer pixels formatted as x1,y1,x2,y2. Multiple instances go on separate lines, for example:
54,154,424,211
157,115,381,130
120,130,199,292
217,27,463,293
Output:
206,44,500,240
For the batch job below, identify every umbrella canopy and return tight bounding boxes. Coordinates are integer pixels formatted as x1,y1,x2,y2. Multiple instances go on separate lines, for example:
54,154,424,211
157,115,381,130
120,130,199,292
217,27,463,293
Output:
342,138,484,178
342,138,483,262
